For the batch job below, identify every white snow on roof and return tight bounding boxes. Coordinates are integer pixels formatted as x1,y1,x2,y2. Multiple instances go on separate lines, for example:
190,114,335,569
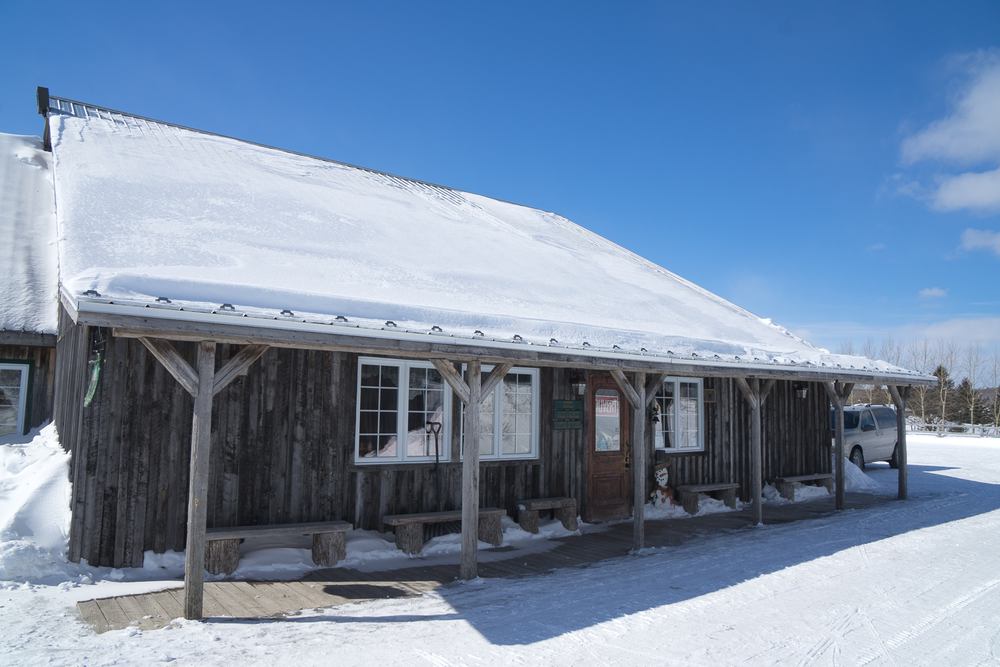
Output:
0,133,57,336
49,111,915,376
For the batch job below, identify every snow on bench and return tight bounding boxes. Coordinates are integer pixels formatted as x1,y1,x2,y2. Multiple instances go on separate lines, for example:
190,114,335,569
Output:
775,474,833,501
675,483,739,515
383,509,506,555
515,497,578,533
205,521,351,575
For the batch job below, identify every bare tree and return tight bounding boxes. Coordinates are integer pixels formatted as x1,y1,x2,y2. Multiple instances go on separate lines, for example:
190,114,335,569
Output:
907,338,933,422
861,338,877,403
963,343,982,424
937,340,958,426
991,346,1000,429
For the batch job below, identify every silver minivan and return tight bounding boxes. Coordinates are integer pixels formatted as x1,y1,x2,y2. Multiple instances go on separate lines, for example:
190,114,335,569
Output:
830,405,899,470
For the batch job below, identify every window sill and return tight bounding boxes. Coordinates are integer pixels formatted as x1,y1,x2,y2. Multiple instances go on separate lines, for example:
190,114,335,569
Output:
351,457,540,471
654,448,706,456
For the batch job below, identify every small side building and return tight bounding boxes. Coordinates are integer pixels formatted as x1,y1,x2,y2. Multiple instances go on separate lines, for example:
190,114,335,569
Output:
0,133,58,441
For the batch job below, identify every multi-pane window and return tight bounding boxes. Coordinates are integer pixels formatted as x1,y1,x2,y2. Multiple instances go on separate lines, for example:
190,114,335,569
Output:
356,358,450,463
0,363,29,441
653,377,704,452
462,366,540,460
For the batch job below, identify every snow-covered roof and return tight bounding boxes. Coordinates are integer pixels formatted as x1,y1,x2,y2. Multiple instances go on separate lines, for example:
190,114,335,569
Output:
46,97,926,382
0,133,57,337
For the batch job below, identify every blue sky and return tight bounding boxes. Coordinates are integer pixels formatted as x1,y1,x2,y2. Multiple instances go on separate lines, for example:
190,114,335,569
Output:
2,1,998,360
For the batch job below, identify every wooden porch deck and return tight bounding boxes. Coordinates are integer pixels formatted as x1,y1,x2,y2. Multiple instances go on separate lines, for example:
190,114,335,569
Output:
78,494,886,633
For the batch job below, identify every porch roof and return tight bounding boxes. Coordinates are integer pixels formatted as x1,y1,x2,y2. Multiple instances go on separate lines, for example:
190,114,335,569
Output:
46,94,931,385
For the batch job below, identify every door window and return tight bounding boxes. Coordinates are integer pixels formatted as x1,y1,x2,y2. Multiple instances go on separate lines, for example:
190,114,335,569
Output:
594,389,621,451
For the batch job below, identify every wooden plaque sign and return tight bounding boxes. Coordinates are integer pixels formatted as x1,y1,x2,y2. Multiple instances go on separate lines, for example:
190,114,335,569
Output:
553,399,584,430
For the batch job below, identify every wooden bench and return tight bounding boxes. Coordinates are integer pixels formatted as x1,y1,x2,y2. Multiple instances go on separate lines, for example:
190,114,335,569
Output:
516,497,578,533
205,521,351,575
775,473,833,501
675,483,739,515
383,508,506,555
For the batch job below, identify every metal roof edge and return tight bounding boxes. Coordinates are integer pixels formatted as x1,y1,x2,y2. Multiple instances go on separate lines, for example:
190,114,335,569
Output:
69,298,936,386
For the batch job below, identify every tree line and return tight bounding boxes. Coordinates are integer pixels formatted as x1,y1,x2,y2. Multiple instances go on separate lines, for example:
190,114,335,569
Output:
836,339,999,427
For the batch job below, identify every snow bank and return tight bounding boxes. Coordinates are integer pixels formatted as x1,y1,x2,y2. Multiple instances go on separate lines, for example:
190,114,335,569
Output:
647,491,743,519
0,424,72,582
0,133,58,334
48,111,919,375
762,482,831,504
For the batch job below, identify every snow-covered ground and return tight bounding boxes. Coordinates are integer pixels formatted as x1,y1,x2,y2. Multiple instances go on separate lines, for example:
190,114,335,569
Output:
3,432,1000,665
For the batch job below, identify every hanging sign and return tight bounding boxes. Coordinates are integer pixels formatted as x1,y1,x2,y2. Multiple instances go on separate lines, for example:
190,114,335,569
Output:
553,399,583,430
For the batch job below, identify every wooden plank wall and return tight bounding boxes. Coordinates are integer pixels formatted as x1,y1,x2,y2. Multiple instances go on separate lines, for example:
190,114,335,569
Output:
0,341,55,430
57,309,829,568
660,378,831,501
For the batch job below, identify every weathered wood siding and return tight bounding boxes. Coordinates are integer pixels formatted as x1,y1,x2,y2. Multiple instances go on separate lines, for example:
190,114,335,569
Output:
654,377,832,501
57,309,830,568
0,341,55,431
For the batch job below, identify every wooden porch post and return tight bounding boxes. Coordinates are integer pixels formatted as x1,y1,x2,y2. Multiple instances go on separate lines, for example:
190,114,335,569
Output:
461,360,482,580
432,359,511,580
888,385,910,500
611,370,664,552
138,338,268,620
735,377,774,526
823,381,853,510
184,341,216,619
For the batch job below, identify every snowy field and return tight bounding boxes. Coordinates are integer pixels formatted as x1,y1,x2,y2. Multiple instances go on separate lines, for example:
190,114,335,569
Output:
2,432,1000,665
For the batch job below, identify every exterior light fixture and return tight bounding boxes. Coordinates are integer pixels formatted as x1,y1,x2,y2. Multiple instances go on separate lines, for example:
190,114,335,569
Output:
568,371,586,396
794,382,808,399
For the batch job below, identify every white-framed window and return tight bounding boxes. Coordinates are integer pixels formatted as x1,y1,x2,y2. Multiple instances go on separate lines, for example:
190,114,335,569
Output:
653,377,704,452
461,366,540,461
0,362,30,441
355,357,452,464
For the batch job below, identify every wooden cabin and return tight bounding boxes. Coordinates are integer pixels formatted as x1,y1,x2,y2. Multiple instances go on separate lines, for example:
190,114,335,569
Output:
33,89,931,619
0,132,57,441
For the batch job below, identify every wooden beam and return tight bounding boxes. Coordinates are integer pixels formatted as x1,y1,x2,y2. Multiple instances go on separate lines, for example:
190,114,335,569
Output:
734,376,757,409
824,381,846,510
0,331,56,347
760,379,776,405
461,360,482,580
610,368,641,410
98,314,936,386
644,373,667,407
431,359,471,405
888,385,909,500
631,372,647,551
212,345,268,396
184,341,216,620
138,337,198,397
480,362,513,398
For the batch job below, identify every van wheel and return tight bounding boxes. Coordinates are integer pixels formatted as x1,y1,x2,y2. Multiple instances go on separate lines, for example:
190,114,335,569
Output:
850,446,865,470
889,445,899,469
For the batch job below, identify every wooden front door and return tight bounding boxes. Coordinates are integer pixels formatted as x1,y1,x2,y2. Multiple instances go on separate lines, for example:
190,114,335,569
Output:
584,374,631,522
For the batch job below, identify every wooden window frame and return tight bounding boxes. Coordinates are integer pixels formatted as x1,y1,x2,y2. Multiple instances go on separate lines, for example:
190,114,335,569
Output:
653,376,705,453
460,365,541,462
0,361,30,441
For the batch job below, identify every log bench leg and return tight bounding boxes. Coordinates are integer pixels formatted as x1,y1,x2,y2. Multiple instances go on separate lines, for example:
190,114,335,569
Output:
820,478,834,493
681,492,699,515
554,503,578,531
777,482,795,501
721,488,737,509
518,509,540,534
395,524,425,555
478,514,503,547
205,539,241,576
312,532,346,566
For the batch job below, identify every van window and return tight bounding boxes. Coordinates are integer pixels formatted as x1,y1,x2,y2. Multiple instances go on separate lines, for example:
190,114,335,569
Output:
829,409,861,430
873,407,896,430
859,410,876,431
